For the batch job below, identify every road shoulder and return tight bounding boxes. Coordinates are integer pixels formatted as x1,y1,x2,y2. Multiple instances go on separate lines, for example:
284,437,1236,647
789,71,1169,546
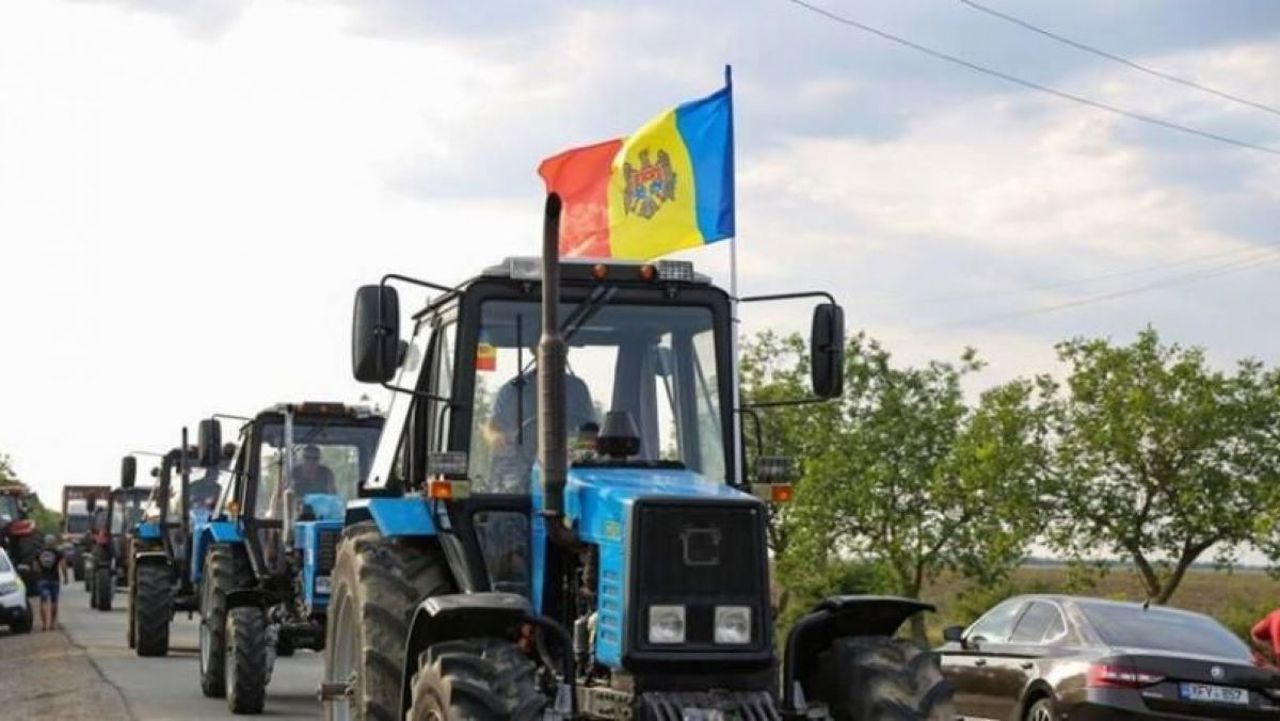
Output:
0,626,133,721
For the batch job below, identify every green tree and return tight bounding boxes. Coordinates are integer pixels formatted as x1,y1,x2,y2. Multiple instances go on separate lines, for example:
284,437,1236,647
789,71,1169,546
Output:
743,332,1052,640
1046,328,1280,604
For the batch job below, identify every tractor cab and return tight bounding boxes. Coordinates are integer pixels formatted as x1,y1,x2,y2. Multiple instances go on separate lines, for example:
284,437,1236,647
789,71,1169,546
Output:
86,459,152,611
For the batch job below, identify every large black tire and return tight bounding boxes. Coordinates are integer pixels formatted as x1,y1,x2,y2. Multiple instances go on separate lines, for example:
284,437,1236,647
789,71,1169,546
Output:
133,562,172,657
73,553,86,582
200,543,252,698
10,602,33,634
225,605,268,714
88,564,99,610
406,639,547,721
810,637,955,721
323,521,454,721
93,565,113,611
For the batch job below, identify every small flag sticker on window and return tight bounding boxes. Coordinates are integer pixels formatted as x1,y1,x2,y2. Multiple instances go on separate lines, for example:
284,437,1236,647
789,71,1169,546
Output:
476,338,497,372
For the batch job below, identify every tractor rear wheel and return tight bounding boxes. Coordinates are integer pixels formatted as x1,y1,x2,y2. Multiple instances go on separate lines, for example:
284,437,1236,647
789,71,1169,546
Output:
323,521,454,721
225,605,269,714
406,638,547,721
200,543,252,698
133,563,172,657
810,637,955,721
93,565,113,611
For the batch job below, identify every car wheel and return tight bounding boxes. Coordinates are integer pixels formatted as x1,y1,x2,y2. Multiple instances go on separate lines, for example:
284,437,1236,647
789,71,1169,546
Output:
1026,697,1054,721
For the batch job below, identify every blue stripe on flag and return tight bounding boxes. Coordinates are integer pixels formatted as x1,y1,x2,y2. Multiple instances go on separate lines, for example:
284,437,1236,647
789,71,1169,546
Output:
675,86,735,244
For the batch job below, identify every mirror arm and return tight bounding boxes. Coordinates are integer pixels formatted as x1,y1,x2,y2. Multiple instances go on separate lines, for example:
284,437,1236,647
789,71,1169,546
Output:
738,290,837,305
380,382,451,403
742,396,828,410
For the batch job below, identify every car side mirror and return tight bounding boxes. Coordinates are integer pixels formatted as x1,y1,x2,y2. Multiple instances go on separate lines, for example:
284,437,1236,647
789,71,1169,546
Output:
943,625,965,644
353,284,401,384
120,456,136,489
197,419,222,468
810,303,845,399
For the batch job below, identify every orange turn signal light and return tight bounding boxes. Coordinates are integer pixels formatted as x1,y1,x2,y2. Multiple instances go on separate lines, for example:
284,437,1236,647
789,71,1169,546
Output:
427,479,471,500
591,263,609,280
638,264,657,281
771,484,794,504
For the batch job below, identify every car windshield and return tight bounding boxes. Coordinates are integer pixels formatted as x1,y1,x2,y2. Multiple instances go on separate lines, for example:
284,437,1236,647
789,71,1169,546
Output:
0,550,11,573
467,299,726,494
1081,602,1251,659
254,420,381,519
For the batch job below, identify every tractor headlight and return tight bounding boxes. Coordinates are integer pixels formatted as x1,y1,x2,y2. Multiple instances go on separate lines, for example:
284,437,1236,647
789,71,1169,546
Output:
0,580,19,596
648,605,686,644
714,606,752,645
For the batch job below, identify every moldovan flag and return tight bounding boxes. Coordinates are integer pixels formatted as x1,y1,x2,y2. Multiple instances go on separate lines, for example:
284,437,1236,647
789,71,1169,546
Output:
538,82,735,260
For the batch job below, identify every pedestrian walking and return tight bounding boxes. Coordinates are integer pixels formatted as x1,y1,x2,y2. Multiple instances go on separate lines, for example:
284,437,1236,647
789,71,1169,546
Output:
34,534,68,631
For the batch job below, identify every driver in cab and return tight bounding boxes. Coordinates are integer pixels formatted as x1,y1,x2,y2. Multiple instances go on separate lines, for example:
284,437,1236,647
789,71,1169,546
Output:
290,444,337,497
484,367,596,493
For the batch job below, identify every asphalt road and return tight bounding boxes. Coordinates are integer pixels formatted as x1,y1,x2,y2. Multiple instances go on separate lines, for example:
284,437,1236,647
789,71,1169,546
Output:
58,581,325,720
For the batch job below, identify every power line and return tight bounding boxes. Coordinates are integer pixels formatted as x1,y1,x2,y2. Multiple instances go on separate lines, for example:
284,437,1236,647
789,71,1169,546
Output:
874,244,1269,308
959,0,1280,119
782,0,1280,156
930,249,1280,328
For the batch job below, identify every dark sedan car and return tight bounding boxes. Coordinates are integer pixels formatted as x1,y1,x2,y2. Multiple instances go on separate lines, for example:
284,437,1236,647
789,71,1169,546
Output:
938,594,1280,721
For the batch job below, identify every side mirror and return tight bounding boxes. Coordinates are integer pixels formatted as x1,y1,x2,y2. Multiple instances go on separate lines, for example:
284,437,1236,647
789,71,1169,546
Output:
943,625,965,644
120,456,137,489
810,303,845,399
197,419,222,467
353,284,401,384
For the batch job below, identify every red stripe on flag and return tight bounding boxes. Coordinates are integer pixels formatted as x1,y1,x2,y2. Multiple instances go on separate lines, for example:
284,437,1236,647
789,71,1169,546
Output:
537,138,623,258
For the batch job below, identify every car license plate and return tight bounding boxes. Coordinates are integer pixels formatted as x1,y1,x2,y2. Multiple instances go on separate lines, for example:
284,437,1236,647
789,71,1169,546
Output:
1180,682,1249,705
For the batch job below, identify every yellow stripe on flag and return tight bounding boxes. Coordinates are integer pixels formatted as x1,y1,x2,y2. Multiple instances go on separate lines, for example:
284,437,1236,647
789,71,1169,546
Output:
605,109,703,260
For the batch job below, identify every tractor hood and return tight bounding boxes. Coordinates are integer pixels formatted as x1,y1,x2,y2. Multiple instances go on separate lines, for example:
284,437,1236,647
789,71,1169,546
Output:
561,465,753,546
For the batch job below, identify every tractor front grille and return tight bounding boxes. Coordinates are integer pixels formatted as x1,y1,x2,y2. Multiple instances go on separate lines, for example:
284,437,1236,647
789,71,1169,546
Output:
316,529,339,576
628,499,770,657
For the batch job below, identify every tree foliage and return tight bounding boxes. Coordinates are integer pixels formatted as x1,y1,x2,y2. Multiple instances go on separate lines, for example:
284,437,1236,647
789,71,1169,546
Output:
742,332,1052,639
1045,328,1280,603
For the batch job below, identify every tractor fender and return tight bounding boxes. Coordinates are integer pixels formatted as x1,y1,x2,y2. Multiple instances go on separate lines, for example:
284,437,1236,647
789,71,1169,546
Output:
133,551,172,568
780,595,935,714
344,497,435,539
400,592,531,713
189,521,243,583
225,588,267,612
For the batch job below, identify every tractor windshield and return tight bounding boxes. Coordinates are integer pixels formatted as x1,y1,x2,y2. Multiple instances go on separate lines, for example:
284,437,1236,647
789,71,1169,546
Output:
468,299,726,494
111,491,148,534
0,494,18,523
253,420,381,520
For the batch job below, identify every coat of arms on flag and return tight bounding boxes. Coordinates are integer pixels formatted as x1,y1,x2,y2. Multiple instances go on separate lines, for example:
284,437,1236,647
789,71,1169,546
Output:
622,149,677,219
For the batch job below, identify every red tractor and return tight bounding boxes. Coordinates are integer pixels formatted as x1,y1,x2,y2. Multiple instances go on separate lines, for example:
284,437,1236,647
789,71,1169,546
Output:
0,484,42,597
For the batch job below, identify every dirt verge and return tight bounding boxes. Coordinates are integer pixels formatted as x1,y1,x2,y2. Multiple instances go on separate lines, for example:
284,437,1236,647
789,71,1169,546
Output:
0,627,133,720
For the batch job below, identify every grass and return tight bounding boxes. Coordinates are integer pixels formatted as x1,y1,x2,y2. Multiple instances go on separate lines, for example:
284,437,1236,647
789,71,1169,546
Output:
917,564,1280,645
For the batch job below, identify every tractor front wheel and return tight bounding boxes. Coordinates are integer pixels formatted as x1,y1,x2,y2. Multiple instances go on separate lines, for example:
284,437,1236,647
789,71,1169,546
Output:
225,605,268,714
811,637,955,721
200,543,251,698
133,563,171,657
323,521,453,721
406,639,547,721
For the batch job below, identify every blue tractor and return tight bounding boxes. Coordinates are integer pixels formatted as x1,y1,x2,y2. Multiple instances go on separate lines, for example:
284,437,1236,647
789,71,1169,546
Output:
190,403,384,714
126,431,230,656
320,199,954,720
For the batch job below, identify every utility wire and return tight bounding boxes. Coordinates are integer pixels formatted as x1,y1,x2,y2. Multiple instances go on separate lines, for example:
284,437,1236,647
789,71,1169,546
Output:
875,244,1269,308
782,0,1280,156
930,249,1280,328
959,0,1280,119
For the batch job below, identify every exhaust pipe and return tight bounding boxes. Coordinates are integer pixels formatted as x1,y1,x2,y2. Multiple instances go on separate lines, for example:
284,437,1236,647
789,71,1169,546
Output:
538,193,567,516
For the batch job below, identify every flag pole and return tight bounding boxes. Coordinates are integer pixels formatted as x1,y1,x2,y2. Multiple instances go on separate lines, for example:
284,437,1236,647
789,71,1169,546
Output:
725,64,744,489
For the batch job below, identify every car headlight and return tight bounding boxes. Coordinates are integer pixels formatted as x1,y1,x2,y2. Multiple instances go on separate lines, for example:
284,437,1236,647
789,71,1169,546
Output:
714,606,752,645
0,580,19,596
648,605,686,644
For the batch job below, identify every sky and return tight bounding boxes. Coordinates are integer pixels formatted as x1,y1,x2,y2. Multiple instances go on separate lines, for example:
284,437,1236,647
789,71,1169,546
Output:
0,0,1278,507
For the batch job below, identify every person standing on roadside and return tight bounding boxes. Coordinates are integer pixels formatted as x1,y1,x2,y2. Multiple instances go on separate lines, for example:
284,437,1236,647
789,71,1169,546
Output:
34,534,68,631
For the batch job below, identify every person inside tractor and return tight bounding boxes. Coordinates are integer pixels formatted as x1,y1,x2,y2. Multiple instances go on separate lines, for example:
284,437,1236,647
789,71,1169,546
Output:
289,444,337,497
483,363,597,494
